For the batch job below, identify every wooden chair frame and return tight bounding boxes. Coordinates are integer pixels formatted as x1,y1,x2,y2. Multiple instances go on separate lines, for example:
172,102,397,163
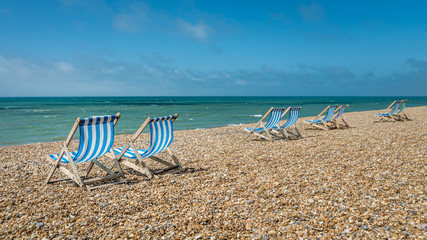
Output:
272,107,303,140
331,104,350,129
113,113,181,179
304,105,337,130
44,113,125,190
397,99,410,121
376,100,402,122
243,107,285,141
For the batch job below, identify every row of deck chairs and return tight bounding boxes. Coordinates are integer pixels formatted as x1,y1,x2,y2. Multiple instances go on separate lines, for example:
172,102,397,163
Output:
244,105,350,141
44,113,182,190
45,100,410,190
375,99,410,122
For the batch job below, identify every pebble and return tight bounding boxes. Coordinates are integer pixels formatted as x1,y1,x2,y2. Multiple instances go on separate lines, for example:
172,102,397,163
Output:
35,222,44,228
0,107,426,239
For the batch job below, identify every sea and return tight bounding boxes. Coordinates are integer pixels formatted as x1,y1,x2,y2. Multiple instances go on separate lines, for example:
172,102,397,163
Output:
0,96,426,146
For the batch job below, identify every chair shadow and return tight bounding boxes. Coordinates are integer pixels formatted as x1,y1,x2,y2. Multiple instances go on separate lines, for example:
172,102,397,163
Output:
154,167,208,176
122,166,208,180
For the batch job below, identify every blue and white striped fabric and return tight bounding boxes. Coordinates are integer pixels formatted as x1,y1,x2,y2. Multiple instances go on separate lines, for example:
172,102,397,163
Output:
245,108,284,132
335,106,347,119
377,102,400,117
306,106,336,124
49,115,116,164
114,115,176,159
273,107,301,130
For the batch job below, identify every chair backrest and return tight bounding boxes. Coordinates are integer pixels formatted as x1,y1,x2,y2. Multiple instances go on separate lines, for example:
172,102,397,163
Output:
323,106,337,121
264,108,284,129
390,102,401,115
335,105,347,120
73,115,117,164
281,107,301,129
399,101,406,113
139,115,177,159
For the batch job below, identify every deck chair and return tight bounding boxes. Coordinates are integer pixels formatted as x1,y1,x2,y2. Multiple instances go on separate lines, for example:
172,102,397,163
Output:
113,114,181,178
272,106,302,139
243,107,285,141
304,105,337,130
397,99,410,121
44,113,125,190
376,100,401,122
331,104,350,129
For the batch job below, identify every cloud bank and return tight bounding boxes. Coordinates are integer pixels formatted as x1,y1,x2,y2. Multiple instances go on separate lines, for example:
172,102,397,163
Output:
0,53,425,97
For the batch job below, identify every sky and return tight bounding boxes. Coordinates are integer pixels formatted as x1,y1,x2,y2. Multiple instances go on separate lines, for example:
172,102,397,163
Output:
0,0,426,96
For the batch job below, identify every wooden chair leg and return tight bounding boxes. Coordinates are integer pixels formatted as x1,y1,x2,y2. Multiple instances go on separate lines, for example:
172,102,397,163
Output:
85,161,95,177
167,148,181,166
44,149,65,185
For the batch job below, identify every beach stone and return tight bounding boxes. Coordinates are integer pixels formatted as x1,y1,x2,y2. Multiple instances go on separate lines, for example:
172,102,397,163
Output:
0,106,426,239
35,221,44,228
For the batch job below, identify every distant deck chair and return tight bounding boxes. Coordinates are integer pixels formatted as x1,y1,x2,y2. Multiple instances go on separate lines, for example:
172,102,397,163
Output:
113,114,181,178
272,106,302,139
397,99,410,121
331,104,350,128
44,113,125,190
376,100,401,122
304,105,337,130
243,107,285,141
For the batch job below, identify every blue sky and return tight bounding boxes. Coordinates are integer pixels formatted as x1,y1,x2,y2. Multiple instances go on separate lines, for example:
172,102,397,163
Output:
0,0,426,96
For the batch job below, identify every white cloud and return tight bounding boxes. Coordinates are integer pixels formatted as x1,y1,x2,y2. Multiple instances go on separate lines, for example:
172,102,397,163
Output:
113,3,148,32
101,66,124,74
235,79,246,85
176,19,211,42
1,53,426,96
54,61,75,72
298,3,325,23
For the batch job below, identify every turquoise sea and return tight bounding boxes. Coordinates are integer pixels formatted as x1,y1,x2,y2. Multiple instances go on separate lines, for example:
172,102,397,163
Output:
0,96,426,146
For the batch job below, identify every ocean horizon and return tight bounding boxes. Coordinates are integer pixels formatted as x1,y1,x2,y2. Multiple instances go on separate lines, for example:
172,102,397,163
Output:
1,96,426,147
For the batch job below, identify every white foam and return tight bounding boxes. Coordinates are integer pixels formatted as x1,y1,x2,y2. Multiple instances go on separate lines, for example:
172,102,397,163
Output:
228,123,244,126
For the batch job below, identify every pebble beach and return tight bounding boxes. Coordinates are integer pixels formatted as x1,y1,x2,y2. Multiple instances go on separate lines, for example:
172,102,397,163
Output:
0,107,426,239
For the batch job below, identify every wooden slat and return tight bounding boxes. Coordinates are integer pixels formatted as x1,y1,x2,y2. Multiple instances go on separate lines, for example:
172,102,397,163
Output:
121,160,150,174
131,117,151,142
87,180,126,190
91,159,115,175
83,173,122,185
65,118,81,146
149,156,175,167
45,156,79,184
167,148,181,166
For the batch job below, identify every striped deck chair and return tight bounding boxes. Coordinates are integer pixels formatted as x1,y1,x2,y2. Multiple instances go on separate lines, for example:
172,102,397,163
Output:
272,106,302,139
376,100,401,122
243,107,285,141
304,105,337,130
44,113,125,190
397,99,410,121
113,114,181,178
331,104,350,129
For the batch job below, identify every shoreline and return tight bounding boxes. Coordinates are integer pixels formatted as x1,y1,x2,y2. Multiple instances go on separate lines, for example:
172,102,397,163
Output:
0,106,426,238
1,106,425,148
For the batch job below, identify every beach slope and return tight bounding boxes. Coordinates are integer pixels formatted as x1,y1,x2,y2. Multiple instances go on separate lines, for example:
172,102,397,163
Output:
0,107,426,239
